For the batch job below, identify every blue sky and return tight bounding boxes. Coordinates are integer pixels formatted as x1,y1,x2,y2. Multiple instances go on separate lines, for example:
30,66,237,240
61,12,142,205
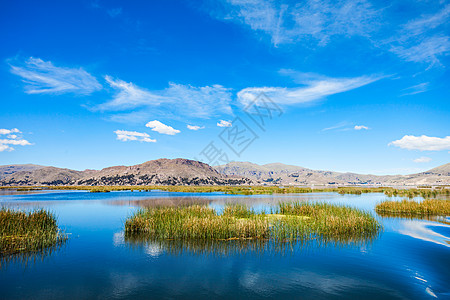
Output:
0,0,449,174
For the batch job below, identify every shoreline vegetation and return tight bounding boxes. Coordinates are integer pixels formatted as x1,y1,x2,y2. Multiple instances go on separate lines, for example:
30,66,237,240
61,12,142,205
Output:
1,185,449,198
125,203,381,246
0,209,67,257
376,199,450,216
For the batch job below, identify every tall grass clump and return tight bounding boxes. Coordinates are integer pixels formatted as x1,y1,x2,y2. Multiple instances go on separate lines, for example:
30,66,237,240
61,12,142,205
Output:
274,202,381,243
0,208,67,256
125,205,269,240
125,203,381,247
376,199,450,216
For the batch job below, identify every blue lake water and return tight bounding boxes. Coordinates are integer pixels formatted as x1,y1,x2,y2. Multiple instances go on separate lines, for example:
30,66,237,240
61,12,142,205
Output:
0,190,449,299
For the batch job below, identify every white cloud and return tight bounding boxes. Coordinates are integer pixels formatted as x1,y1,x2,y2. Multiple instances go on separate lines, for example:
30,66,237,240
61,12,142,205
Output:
0,128,20,135
354,125,369,130
388,5,450,66
322,121,350,132
403,5,450,36
390,36,450,66
389,135,450,151
164,83,232,118
217,120,232,127
214,0,380,46
401,82,429,96
0,128,32,152
98,77,232,119
187,125,205,130
213,1,449,67
237,73,381,106
413,157,432,163
98,76,167,111
114,130,156,143
0,144,12,152
9,57,101,95
145,120,180,135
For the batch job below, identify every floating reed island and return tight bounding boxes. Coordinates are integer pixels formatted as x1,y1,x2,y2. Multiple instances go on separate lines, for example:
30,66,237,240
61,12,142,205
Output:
125,203,381,246
0,208,67,256
376,199,450,216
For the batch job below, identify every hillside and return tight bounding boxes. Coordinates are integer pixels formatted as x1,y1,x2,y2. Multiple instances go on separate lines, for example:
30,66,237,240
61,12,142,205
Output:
1,159,448,187
0,158,251,186
0,164,44,180
215,162,450,186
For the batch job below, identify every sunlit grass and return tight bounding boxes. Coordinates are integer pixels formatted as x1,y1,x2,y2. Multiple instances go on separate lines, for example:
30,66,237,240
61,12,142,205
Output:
0,208,67,256
375,199,450,216
125,203,381,246
3,185,448,198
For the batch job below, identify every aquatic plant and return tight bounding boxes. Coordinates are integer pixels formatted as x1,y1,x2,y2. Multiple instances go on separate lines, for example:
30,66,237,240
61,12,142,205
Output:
125,205,269,240
3,185,449,198
375,199,450,216
125,203,381,246
0,208,67,256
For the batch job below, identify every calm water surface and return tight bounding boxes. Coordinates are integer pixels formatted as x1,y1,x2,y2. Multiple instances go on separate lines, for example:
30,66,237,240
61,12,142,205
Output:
0,191,449,299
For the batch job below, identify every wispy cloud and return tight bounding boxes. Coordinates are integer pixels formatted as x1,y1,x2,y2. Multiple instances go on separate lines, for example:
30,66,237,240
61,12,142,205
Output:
164,83,232,118
390,36,450,66
237,73,381,106
413,156,432,163
114,130,156,143
0,128,32,151
322,121,349,132
322,122,370,132
214,0,380,46
211,1,449,67
401,82,429,96
388,5,450,66
99,76,166,111
389,135,450,151
107,7,122,18
145,120,180,135
217,120,232,127
98,77,232,119
187,125,205,130
9,57,102,95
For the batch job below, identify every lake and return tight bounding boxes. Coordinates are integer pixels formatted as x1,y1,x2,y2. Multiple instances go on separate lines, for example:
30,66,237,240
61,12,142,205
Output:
0,190,449,299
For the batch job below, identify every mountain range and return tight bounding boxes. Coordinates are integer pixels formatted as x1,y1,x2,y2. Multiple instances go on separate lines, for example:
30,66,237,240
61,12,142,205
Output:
0,159,449,186
215,162,450,186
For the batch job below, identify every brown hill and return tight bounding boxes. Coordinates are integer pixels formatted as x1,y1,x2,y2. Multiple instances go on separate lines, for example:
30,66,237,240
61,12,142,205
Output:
0,158,250,186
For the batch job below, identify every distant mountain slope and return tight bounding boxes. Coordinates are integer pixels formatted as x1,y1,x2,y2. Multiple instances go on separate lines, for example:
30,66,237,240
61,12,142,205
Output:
2,166,85,185
0,164,44,180
215,162,450,186
1,159,448,186
0,158,251,186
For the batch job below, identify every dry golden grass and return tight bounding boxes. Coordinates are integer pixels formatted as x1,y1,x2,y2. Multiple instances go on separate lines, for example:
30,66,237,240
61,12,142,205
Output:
376,199,450,216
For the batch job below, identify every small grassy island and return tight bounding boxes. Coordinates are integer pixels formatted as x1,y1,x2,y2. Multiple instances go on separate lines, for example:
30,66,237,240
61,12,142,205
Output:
125,203,381,245
376,199,450,216
0,208,66,256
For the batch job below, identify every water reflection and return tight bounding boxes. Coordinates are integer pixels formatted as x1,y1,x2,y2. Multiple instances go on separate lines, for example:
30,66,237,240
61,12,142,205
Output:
106,197,213,208
0,241,66,269
123,233,380,257
377,213,450,247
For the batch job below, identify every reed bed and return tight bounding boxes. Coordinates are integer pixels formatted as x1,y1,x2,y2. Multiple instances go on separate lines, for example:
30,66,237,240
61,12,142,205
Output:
3,185,449,198
125,203,381,246
375,199,450,216
125,205,269,240
0,208,67,255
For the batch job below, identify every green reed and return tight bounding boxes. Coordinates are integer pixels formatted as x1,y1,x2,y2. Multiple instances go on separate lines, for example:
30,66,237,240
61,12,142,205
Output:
375,199,450,216
125,203,381,245
4,185,449,198
0,208,67,255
